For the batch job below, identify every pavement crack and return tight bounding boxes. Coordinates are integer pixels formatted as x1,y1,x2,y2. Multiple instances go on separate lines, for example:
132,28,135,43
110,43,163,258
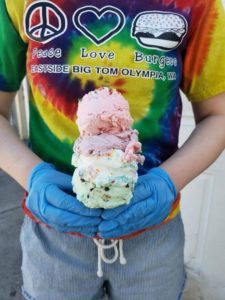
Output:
0,206,21,215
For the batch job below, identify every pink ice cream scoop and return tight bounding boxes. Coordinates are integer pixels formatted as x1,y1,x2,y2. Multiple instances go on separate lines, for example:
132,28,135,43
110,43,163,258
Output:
74,130,144,164
76,87,133,136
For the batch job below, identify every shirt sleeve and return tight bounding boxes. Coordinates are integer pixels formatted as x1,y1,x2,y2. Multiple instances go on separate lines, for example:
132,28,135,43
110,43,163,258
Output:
0,0,27,92
181,0,225,102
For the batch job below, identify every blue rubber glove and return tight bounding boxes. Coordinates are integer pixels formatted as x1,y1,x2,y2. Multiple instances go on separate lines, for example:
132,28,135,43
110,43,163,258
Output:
99,167,177,238
26,162,102,237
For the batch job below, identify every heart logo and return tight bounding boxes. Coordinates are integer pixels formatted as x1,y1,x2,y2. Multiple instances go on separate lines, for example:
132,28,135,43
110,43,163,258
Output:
73,6,126,46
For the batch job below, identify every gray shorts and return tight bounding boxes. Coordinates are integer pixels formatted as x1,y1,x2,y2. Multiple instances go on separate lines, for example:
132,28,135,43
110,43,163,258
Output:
20,213,186,300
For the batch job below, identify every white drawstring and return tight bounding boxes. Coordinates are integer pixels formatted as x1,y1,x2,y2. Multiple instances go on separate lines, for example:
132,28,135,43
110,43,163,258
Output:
93,239,127,277
119,239,127,265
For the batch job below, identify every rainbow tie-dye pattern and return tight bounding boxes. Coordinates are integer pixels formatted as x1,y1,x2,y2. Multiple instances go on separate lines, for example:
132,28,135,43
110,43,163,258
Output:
1,0,225,228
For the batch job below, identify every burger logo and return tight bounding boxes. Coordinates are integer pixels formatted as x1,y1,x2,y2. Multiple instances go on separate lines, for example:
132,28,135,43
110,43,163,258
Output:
131,11,188,51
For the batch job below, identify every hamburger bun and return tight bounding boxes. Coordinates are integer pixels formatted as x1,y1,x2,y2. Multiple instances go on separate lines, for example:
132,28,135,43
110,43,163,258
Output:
132,11,188,51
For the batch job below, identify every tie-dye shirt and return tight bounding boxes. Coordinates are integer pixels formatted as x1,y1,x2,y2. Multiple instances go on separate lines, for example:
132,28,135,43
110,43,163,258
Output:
0,0,225,227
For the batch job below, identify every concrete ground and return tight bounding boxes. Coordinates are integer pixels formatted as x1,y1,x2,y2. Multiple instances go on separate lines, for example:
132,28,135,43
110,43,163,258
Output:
0,170,24,300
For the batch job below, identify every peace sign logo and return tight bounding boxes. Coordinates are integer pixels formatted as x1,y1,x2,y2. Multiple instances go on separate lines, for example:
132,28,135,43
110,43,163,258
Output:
24,0,67,44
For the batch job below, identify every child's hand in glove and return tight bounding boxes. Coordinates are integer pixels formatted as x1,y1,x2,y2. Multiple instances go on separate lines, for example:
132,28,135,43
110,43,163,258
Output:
99,167,177,238
26,162,102,237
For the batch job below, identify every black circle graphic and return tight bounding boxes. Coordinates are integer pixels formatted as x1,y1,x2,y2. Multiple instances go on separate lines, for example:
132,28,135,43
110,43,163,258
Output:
24,2,67,43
